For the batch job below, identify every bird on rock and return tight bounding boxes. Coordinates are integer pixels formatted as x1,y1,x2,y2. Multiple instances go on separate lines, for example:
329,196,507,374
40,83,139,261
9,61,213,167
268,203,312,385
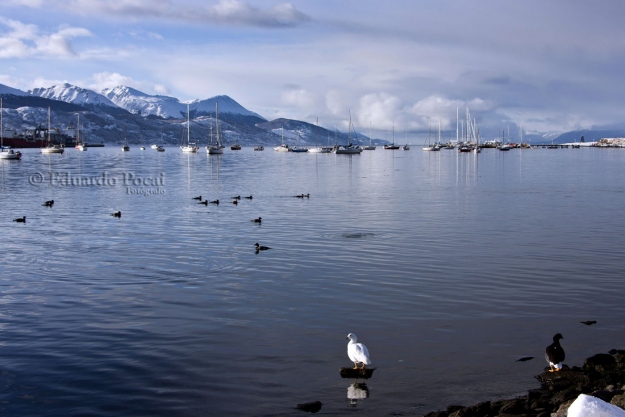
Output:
346,333,371,370
545,333,565,372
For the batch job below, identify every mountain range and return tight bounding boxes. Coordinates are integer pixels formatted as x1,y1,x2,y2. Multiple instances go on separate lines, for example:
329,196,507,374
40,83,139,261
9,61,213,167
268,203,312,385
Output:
1,82,623,147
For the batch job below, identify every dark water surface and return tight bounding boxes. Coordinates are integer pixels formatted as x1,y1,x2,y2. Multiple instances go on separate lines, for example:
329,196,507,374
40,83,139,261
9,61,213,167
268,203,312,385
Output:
1,146,624,416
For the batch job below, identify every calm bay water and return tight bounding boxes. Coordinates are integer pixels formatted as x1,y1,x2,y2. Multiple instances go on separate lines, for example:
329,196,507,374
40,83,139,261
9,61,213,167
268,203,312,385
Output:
1,146,624,416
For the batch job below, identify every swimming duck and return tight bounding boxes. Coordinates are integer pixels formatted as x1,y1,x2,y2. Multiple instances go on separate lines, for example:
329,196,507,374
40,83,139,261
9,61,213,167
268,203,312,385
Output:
209,200,219,205
232,200,238,205
254,243,270,251
231,195,241,200
199,200,208,206
192,195,202,200
43,200,54,207
111,211,122,218
251,217,262,223
346,333,371,370
244,196,253,200
580,320,596,326
13,216,26,223
545,333,565,372
295,194,310,198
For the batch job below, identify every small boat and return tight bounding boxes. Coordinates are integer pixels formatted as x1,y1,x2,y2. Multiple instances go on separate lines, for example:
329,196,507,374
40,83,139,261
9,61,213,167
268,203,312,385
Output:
207,102,224,154
253,145,264,151
274,127,291,152
230,143,241,150
151,144,160,149
181,103,198,153
156,145,165,152
40,108,65,154
1,99,22,160
74,114,87,151
334,113,363,154
403,144,410,150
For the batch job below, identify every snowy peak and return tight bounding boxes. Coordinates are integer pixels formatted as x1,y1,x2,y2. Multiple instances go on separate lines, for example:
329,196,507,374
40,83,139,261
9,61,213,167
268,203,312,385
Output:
0,83,28,96
102,86,265,120
29,83,115,107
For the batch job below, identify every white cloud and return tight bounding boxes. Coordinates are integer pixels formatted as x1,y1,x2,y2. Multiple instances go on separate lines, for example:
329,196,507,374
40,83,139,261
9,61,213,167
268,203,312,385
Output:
153,84,170,95
0,17,92,58
281,85,317,108
14,0,310,28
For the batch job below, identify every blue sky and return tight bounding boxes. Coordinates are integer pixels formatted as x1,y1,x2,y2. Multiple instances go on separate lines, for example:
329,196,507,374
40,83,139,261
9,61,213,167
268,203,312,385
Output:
1,0,624,139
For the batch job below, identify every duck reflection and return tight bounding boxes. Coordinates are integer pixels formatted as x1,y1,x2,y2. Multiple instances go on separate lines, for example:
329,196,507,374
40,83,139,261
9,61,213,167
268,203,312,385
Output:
347,380,369,407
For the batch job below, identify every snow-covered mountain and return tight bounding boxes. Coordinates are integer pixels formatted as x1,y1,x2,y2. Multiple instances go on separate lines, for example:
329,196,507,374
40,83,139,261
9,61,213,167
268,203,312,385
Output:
102,85,265,120
30,83,116,107
0,84,27,96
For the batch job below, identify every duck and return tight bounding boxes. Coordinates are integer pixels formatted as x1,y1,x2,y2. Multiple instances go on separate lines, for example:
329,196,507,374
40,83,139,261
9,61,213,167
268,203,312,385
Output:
346,333,371,370
295,193,310,198
209,199,219,205
254,243,270,251
580,320,596,326
192,195,202,200
231,195,241,200
232,200,238,205
251,217,262,223
199,200,208,206
13,216,26,223
244,196,253,200
43,200,54,207
545,333,565,372
110,211,122,218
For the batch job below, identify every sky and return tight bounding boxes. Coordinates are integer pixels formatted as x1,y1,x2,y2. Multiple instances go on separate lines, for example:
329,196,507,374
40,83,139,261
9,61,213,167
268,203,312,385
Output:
1,0,624,140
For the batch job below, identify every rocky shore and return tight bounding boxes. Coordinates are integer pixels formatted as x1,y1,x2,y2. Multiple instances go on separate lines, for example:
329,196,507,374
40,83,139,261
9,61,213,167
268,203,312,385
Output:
424,349,625,417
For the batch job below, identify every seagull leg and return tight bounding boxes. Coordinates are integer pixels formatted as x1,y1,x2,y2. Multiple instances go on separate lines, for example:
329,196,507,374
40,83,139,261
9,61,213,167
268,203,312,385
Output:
353,362,358,370
549,365,555,372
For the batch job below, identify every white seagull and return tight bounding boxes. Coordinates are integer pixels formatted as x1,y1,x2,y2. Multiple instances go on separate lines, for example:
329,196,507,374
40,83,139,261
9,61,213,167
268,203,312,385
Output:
346,333,372,370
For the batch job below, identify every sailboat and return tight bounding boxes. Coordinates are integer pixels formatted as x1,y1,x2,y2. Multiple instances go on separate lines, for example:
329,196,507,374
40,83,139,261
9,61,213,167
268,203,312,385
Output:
273,126,291,152
206,102,224,154
181,103,198,153
292,131,308,152
308,118,327,153
384,126,400,150
362,122,376,150
333,112,362,154
0,98,22,160
41,107,64,154
75,114,86,151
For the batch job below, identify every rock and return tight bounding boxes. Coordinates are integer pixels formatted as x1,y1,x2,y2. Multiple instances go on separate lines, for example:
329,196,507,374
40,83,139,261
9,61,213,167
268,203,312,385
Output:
339,367,375,379
593,390,618,403
295,401,322,413
611,394,625,409
498,398,527,414
584,354,617,371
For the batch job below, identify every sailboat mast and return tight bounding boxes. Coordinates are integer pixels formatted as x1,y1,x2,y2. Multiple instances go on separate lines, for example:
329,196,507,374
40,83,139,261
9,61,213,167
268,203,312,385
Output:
1,98,3,148
456,107,459,144
48,107,51,146
187,103,190,145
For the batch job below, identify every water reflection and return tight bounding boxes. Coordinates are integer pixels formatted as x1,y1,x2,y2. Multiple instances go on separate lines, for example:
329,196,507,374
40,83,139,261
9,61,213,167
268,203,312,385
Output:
347,381,370,407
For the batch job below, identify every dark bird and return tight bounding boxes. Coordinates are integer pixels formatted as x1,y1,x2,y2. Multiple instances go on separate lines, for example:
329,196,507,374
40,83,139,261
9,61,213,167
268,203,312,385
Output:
545,333,565,372
209,199,219,205
232,200,238,205
295,193,310,198
111,211,122,218
516,356,535,362
231,195,241,200
580,320,597,326
192,195,202,200
43,200,54,207
251,217,262,223
199,200,208,206
13,216,26,222
244,196,253,199
255,243,270,251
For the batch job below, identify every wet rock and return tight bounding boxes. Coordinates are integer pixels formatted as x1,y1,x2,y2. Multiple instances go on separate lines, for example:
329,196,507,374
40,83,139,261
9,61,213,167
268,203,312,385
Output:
423,350,625,417
295,401,322,413
612,394,625,409
338,367,375,379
